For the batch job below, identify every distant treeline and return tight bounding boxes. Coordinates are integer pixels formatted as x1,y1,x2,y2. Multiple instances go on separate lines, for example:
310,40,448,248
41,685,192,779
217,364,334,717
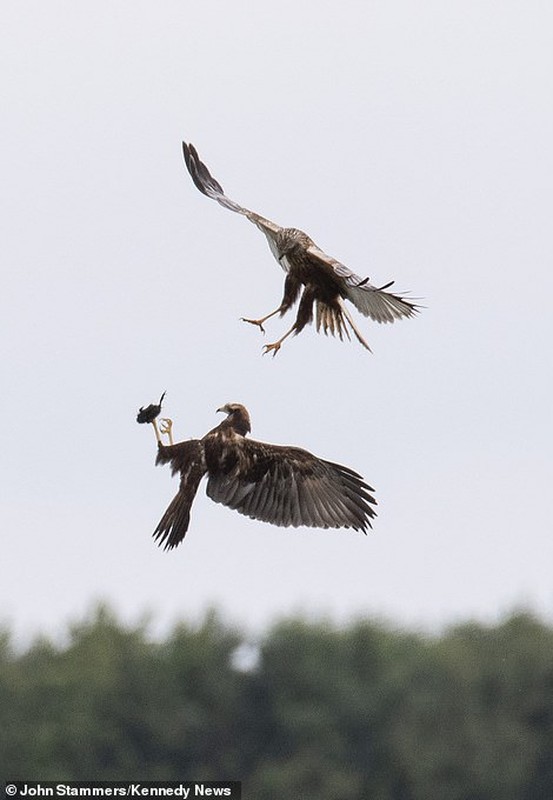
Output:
1,606,552,799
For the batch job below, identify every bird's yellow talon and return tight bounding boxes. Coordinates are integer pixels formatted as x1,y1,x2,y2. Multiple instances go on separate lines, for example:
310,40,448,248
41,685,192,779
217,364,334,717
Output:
159,418,174,444
241,317,266,334
263,343,281,357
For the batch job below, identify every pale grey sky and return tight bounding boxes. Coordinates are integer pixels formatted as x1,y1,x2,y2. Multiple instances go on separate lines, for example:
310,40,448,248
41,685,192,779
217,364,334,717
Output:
2,0,552,640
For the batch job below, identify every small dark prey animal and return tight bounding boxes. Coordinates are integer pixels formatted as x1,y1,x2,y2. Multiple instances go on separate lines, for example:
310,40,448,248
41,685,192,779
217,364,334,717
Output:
182,142,419,355
145,402,377,550
137,392,166,439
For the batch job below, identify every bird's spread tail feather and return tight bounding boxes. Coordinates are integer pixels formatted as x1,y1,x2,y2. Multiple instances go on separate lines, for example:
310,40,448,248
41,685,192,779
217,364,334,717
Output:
153,492,192,551
316,302,350,342
316,299,372,352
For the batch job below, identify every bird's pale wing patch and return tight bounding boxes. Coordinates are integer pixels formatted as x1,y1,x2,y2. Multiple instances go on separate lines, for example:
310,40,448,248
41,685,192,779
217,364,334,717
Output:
306,244,418,323
247,214,289,269
344,281,419,323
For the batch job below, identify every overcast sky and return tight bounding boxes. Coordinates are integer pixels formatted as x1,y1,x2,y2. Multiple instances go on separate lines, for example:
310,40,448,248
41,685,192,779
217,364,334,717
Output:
2,0,552,642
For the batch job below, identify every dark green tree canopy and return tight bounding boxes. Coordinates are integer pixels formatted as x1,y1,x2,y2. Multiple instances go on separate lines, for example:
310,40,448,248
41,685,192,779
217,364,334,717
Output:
2,606,553,799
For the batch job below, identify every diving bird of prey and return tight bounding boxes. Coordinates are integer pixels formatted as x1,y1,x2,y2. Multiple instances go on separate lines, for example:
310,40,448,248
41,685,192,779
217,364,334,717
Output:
182,141,418,355
143,402,377,550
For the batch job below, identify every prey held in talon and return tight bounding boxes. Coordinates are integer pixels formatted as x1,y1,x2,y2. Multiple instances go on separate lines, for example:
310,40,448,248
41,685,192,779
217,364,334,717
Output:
182,141,421,356
136,391,167,443
137,399,377,549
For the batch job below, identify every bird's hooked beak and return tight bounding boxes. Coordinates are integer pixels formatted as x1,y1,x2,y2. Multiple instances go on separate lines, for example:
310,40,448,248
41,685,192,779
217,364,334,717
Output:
216,404,231,415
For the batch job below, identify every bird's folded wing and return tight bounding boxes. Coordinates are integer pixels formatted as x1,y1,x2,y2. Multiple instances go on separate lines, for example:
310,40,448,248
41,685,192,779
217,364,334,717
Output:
156,439,203,475
154,440,206,549
206,439,376,532
306,244,419,323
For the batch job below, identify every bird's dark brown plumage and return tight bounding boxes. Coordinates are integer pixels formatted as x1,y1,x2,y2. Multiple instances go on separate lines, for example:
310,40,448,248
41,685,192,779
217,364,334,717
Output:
151,403,377,550
182,141,419,354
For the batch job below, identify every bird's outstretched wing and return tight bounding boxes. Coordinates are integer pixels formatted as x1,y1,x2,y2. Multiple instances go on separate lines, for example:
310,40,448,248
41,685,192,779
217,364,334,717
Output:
206,438,376,532
306,244,419,323
153,440,206,550
182,141,282,254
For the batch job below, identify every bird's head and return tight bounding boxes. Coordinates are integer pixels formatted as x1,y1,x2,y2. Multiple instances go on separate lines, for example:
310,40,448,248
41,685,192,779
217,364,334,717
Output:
216,403,251,436
276,227,312,259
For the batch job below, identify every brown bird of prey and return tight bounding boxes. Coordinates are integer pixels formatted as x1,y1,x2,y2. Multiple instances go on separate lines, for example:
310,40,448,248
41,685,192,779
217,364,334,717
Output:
145,402,377,550
182,142,418,355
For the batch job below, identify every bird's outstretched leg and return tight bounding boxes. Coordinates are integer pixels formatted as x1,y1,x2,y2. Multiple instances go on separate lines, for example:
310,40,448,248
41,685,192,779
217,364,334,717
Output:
159,418,174,446
243,275,300,334
262,285,315,356
241,305,283,335
151,418,162,445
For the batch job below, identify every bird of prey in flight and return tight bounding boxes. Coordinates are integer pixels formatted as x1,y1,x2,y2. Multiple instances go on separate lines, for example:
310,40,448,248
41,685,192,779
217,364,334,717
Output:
141,402,377,550
182,142,419,355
